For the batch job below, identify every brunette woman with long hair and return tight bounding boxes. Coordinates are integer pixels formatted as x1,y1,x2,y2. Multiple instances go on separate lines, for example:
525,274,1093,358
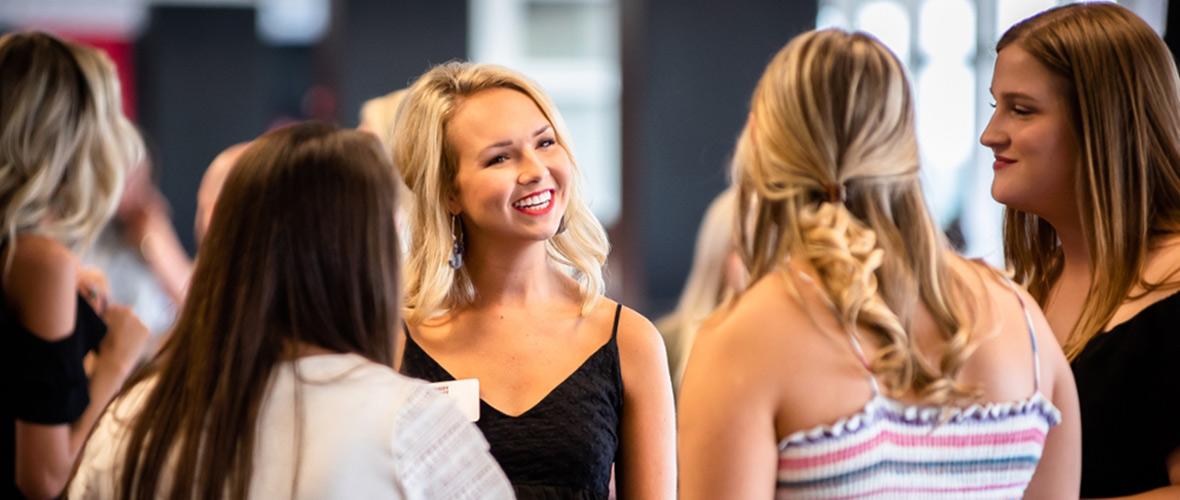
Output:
983,3,1180,497
68,122,512,499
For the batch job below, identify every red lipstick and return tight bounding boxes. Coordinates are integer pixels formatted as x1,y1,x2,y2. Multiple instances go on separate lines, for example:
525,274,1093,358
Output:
512,189,555,216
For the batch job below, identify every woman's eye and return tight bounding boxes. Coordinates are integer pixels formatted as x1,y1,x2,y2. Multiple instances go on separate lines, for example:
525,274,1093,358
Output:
538,138,556,148
485,154,508,167
1012,106,1032,116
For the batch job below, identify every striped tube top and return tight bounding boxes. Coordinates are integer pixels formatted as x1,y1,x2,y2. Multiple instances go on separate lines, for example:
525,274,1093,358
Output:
776,272,1061,499
776,392,1061,499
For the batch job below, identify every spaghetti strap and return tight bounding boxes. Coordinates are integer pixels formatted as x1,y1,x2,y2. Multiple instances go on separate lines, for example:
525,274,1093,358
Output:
783,265,881,395
846,333,881,395
610,303,622,340
999,275,1043,393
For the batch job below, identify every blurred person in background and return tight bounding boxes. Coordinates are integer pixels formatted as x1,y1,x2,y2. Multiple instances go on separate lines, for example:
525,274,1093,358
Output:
358,88,408,149
194,142,250,249
0,31,150,499
656,185,746,395
358,88,413,257
84,157,192,351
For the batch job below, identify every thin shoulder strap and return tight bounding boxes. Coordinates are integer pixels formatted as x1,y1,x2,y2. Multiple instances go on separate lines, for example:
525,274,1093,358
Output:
1000,275,1043,392
783,266,881,396
610,303,622,340
846,333,881,395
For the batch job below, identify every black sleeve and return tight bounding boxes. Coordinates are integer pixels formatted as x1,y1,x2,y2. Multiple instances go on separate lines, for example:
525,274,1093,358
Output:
7,295,106,424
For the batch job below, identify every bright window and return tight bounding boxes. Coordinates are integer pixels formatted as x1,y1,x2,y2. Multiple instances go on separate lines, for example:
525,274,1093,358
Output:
817,0,1164,264
469,0,622,226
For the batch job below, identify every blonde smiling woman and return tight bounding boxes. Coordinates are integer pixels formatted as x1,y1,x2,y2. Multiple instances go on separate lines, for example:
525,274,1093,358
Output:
395,62,675,500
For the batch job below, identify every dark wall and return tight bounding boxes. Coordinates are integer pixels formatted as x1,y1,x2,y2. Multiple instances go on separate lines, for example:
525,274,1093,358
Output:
137,6,278,254
1167,0,1180,61
137,2,467,254
620,0,816,314
337,0,468,128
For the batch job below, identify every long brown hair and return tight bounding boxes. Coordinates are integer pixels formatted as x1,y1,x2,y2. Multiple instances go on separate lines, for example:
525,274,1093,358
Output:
737,29,979,405
114,122,402,499
998,3,1180,359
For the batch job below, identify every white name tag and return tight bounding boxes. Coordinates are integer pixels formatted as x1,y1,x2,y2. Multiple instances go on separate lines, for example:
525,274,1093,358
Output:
428,379,480,422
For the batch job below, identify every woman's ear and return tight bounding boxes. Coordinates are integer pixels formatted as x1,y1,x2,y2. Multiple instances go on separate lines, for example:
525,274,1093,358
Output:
447,194,461,215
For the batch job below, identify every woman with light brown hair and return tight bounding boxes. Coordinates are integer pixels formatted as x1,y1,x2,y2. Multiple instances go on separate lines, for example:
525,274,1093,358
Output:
982,3,1180,497
0,31,150,500
67,122,511,499
394,61,675,499
679,29,1079,498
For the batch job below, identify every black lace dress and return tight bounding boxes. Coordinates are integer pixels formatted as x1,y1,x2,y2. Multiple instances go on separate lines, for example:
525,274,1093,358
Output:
401,304,624,500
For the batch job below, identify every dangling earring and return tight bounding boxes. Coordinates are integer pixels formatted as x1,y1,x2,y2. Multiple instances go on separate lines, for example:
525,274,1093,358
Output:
448,214,464,270
555,215,567,235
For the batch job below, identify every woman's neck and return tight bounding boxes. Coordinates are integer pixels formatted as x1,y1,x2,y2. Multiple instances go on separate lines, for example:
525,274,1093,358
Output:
1053,217,1091,281
462,232,564,309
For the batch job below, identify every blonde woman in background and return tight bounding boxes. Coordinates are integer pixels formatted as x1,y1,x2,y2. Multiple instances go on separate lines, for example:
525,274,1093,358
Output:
358,88,413,256
358,88,408,148
394,61,675,500
678,29,1079,499
0,32,150,499
656,185,746,393
982,3,1180,497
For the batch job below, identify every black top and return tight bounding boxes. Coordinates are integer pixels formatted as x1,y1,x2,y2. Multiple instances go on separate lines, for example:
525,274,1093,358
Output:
401,304,624,500
1072,290,1180,497
3,238,107,499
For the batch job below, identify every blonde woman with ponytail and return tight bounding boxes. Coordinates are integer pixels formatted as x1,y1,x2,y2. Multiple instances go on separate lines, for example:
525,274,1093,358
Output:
394,62,675,500
678,29,1080,499
982,4,1180,497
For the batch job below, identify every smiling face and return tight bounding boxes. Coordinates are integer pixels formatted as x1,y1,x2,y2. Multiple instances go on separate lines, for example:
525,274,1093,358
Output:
446,87,571,243
981,45,1081,224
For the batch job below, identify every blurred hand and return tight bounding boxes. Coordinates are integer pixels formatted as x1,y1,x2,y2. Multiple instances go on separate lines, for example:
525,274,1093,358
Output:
95,305,150,376
118,186,172,248
76,268,111,316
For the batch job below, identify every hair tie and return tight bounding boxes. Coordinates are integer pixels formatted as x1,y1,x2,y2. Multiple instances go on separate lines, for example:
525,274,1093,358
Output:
823,182,846,203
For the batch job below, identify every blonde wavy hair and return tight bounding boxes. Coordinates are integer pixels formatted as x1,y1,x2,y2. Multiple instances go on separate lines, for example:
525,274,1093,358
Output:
358,89,414,227
359,88,408,152
997,3,1180,360
0,32,143,258
737,29,979,405
393,62,609,324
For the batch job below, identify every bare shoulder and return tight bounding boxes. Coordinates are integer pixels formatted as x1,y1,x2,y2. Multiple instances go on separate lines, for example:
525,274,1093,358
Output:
946,255,1066,398
3,235,78,341
687,271,815,380
706,270,810,345
597,299,667,367
678,273,804,421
